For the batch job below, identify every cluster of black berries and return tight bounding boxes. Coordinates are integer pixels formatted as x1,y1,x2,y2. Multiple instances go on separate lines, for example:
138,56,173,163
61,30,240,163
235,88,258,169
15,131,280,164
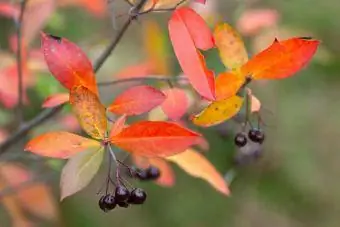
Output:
99,186,147,212
234,128,265,147
132,166,161,181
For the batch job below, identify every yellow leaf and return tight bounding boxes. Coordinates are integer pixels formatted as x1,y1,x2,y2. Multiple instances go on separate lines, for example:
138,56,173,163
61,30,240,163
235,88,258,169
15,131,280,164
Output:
128,0,189,12
69,85,107,139
143,20,169,75
191,95,243,127
213,23,248,70
167,148,229,195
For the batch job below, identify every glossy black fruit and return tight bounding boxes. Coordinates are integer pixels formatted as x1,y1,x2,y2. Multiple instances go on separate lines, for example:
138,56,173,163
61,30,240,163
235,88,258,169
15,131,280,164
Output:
136,169,149,180
115,186,130,202
117,201,129,208
147,166,161,180
248,129,265,144
234,133,247,147
99,194,116,212
128,188,147,205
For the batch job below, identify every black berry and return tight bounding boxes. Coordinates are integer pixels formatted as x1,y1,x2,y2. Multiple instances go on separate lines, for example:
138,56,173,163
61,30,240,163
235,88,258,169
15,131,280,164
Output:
128,188,147,205
99,194,116,212
103,194,116,211
135,169,149,180
147,166,161,180
98,195,107,212
117,201,129,208
115,186,130,202
234,133,247,147
248,129,265,144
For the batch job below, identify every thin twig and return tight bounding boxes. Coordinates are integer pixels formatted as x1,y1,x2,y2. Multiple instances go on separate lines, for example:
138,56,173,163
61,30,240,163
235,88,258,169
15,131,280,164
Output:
97,75,186,86
0,0,149,154
16,0,29,125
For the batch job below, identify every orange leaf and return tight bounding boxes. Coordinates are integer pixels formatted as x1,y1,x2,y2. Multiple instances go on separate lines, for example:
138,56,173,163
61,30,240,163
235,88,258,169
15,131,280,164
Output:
215,71,245,100
161,88,189,120
241,37,320,79
0,163,57,220
168,7,215,100
42,93,69,108
213,23,248,70
41,33,98,95
110,121,201,157
108,85,166,116
70,86,107,139
25,131,100,159
109,114,127,138
167,148,229,195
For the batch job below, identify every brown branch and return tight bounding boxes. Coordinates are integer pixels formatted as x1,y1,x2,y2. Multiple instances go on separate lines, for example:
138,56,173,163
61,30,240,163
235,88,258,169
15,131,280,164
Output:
16,0,29,125
0,0,149,154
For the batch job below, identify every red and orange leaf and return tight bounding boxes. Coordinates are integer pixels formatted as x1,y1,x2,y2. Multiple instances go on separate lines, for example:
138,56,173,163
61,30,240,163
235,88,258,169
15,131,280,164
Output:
213,23,248,70
169,7,215,100
215,72,245,100
0,163,57,220
110,121,201,157
108,85,166,116
25,131,100,159
42,93,69,108
167,148,229,195
161,88,189,120
241,37,320,79
70,86,107,139
41,33,98,95
109,114,127,138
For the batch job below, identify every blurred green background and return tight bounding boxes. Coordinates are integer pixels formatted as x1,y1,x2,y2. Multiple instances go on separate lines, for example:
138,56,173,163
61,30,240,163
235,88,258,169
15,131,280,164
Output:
1,0,340,226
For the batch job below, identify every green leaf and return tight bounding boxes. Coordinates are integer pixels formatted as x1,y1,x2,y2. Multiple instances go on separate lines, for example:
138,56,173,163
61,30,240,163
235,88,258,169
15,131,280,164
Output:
60,146,104,201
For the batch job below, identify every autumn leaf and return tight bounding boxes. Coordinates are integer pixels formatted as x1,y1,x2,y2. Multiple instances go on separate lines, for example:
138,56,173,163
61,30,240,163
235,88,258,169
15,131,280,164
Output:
0,163,57,220
191,95,243,127
213,23,248,70
110,121,201,157
215,72,245,100
42,93,69,108
143,20,169,75
161,88,189,120
168,7,215,100
41,33,98,95
127,0,189,12
109,114,127,138
241,37,320,79
25,131,100,159
167,148,229,195
70,85,107,139
108,85,166,116
60,146,104,200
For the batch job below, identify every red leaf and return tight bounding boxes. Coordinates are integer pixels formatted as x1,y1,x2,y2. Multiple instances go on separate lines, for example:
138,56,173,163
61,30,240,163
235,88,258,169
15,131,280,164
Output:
0,2,19,18
108,85,166,116
42,93,69,108
115,61,155,79
110,121,202,157
194,0,207,4
25,131,100,159
41,33,98,95
161,88,189,120
168,7,215,100
241,37,320,79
